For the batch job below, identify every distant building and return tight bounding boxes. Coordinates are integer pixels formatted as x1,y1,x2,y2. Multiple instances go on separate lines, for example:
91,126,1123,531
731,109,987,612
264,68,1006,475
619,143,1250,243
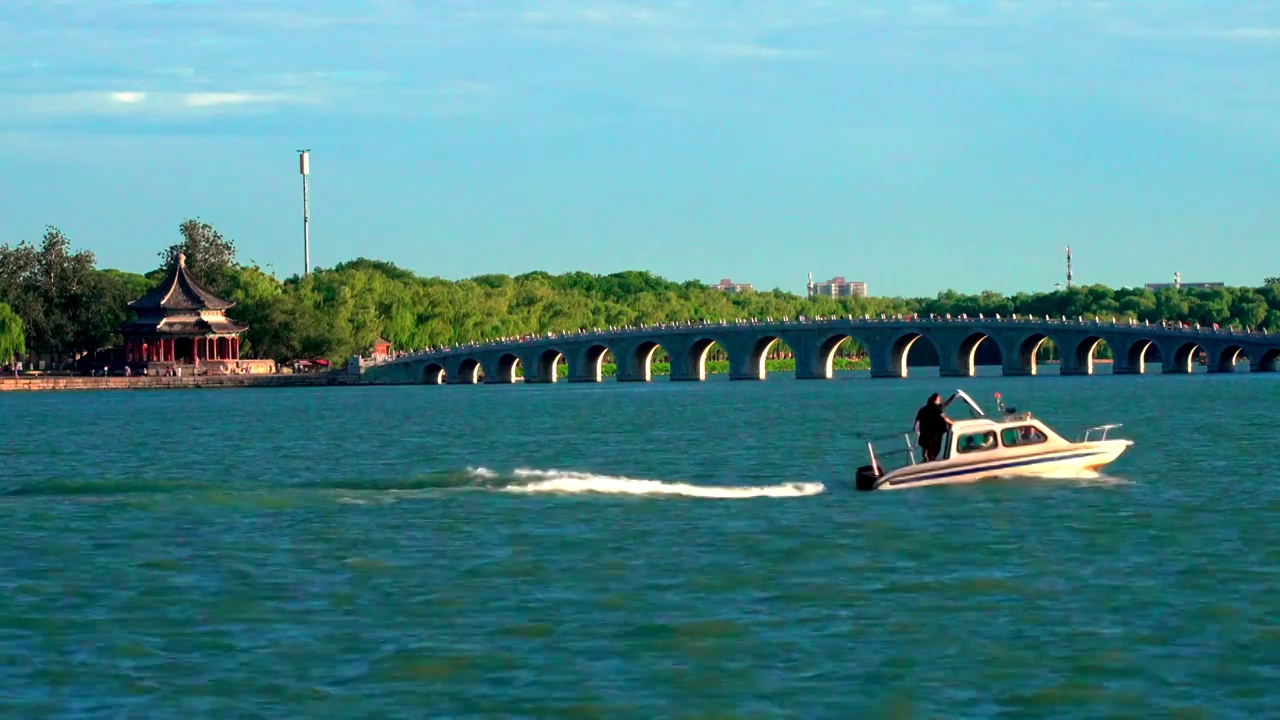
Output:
1145,282,1224,291
807,273,868,298
1144,272,1223,291
120,252,246,365
710,278,754,293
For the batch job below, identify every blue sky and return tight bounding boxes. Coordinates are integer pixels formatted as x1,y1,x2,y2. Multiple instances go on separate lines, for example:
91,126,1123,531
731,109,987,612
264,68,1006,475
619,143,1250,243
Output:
1,0,1278,296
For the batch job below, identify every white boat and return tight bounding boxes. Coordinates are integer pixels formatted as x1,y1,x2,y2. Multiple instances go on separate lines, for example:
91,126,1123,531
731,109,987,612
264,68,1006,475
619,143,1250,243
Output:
855,390,1132,491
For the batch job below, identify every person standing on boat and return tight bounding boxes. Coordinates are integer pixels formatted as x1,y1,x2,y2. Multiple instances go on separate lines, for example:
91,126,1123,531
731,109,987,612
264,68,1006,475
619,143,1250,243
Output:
914,393,956,462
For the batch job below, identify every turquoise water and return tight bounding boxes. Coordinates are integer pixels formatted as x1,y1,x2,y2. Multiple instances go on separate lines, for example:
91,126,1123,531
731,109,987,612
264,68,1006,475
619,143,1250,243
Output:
2,371,1279,718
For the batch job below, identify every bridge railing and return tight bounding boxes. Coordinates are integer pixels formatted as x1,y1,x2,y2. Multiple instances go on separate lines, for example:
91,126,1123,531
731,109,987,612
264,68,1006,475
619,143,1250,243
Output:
379,313,1271,363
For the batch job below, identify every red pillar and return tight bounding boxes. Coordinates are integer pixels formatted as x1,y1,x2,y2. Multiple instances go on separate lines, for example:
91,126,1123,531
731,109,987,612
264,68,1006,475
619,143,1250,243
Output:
233,337,239,360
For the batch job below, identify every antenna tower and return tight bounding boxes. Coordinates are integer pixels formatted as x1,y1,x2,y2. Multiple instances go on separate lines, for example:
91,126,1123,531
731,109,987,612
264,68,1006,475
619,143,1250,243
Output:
1065,245,1073,289
299,149,311,277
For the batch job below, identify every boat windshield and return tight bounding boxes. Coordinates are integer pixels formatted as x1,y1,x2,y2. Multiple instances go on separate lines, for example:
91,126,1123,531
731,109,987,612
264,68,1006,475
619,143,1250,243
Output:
952,389,986,419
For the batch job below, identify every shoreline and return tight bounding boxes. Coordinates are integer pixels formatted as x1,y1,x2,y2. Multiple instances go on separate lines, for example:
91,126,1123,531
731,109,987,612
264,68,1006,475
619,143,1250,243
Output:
0,359,1120,392
0,373,383,393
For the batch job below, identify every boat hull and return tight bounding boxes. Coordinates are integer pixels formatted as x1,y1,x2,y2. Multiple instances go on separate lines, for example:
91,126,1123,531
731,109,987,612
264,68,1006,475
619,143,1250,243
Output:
874,440,1132,490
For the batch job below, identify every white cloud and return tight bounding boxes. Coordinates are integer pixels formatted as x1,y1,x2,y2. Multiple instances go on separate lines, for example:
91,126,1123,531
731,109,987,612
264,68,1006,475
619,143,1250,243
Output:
643,39,820,61
183,91,284,107
1219,27,1280,41
1,89,305,118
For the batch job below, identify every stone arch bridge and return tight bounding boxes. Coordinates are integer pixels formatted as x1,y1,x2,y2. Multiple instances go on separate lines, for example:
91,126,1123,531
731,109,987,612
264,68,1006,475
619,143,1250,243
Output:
359,316,1280,385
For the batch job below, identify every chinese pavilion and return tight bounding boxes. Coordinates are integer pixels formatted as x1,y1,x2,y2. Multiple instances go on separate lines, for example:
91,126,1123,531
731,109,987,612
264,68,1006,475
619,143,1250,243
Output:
120,253,247,365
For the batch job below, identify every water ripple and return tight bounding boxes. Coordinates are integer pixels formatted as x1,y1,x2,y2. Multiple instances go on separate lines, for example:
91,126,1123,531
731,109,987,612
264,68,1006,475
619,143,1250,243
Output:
1,375,1278,717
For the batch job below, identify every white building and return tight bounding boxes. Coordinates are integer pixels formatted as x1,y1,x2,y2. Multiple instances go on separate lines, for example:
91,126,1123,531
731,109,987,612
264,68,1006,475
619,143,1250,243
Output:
807,273,868,298
1144,272,1223,291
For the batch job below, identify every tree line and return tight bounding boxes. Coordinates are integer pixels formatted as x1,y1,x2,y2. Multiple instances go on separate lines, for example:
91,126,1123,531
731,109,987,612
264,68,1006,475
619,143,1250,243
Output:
2,220,1279,366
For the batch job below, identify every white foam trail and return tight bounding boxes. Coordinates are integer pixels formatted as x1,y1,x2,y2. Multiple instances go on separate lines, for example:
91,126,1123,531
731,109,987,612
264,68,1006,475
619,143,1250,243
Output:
504,468,824,499
467,466,497,478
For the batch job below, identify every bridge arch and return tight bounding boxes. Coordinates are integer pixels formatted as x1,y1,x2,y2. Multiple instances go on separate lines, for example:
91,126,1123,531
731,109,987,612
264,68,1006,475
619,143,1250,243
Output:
631,340,668,382
422,363,445,385
889,331,941,378
683,337,721,381
583,344,614,382
817,333,869,379
1124,339,1161,374
743,336,796,380
1169,341,1202,374
455,357,483,384
1070,336,1115,375
955,331,1003,377
1217,345,1248,373
1259,348,1280,372
1011,332,1054,376
527,348,566,383
495,353,521,383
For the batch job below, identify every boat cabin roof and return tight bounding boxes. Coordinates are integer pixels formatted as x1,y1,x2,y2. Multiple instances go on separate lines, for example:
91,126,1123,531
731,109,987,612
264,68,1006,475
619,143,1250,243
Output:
948,413,1063,442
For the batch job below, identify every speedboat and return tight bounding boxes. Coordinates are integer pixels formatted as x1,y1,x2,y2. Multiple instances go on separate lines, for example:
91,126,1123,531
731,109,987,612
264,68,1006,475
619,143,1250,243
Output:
855,390,1132,491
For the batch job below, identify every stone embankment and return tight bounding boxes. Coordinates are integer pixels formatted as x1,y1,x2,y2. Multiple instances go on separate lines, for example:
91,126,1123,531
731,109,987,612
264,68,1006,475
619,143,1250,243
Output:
0,373,406,392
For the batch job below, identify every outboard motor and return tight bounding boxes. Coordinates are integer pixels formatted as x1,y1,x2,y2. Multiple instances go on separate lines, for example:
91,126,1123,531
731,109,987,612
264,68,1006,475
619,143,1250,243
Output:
855,465,881,492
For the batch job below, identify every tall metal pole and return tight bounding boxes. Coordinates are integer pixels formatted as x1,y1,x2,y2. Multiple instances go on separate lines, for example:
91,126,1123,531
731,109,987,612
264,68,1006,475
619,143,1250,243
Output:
1066,245,1073,289
299,149,311,277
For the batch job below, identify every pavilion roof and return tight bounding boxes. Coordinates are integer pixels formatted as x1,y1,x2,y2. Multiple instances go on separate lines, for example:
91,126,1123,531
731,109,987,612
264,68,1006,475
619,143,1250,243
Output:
120,315,248,336
129,253,235,311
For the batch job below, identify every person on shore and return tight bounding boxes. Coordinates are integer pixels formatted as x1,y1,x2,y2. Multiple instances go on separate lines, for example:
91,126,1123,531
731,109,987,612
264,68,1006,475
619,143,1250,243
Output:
913,392,957,462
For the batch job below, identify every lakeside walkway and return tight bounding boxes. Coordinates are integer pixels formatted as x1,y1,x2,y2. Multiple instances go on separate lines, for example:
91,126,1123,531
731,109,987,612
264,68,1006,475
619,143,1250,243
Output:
0,373,384,392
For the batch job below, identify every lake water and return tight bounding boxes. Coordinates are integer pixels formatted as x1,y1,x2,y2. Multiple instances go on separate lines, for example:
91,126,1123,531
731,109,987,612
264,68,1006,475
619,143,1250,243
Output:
2,370,1278,718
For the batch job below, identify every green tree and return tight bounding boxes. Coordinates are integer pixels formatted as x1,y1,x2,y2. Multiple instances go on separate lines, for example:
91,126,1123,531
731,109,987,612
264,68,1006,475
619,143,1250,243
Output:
159,219,238,292
0,302,25,364
0,227,106,358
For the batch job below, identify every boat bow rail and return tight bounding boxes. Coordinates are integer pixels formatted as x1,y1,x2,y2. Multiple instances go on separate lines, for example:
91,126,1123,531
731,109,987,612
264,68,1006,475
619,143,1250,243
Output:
857,431,920,473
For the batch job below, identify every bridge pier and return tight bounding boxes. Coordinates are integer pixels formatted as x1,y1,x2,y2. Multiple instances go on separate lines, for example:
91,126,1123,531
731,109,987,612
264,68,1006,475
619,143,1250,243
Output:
786,333,825,379
868,346,903,379
1058,353,1092,376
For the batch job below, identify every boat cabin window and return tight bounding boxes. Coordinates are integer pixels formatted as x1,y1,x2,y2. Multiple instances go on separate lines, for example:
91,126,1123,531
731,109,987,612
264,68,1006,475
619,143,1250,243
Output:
956,431,998,454
1001,426,1047,447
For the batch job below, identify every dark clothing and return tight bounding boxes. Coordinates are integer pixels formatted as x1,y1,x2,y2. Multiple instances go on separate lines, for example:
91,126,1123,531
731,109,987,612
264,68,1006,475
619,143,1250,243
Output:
915,403,948,436
915,402,950,462
919,432,944,462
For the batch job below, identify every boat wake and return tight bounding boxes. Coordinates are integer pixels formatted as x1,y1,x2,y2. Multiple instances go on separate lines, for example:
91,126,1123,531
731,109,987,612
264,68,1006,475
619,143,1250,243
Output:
1022,468,1134,486
1,467,825,502
491,468,825,499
